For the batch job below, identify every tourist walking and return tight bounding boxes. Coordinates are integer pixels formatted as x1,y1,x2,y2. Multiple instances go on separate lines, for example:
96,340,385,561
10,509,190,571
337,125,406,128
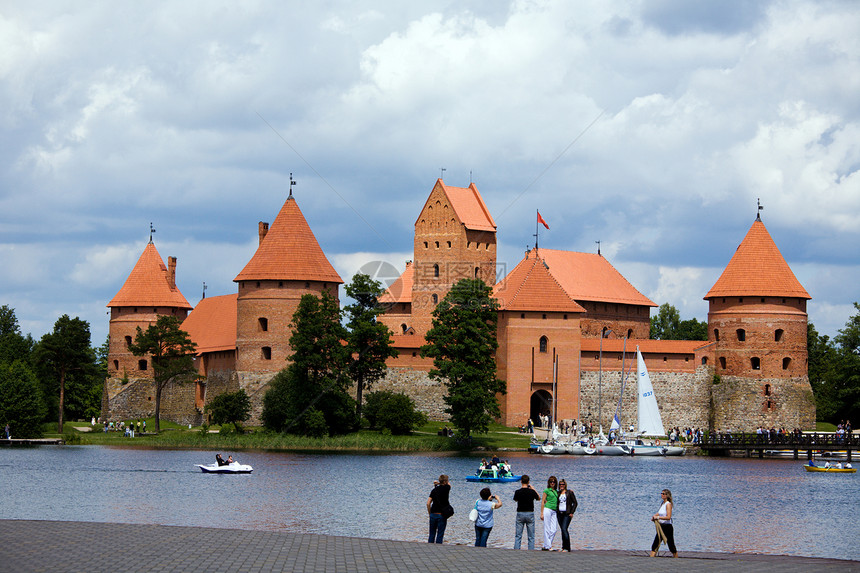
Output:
556,479,577,551
473,487,502,547
649,488,678,558
427,474,452,543
540,476,559,550
512,474,540,549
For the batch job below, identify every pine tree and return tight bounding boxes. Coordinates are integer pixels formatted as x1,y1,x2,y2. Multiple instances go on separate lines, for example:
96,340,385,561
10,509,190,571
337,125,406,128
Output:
421,278,505,438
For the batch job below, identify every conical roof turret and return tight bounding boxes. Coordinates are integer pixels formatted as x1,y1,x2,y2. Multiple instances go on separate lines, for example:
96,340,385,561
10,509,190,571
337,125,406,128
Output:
705,218,810,300
107,242,192,309
233,196,342,284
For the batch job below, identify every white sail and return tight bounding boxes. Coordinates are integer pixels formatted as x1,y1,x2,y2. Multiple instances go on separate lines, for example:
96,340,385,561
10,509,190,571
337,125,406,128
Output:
637,348,665,436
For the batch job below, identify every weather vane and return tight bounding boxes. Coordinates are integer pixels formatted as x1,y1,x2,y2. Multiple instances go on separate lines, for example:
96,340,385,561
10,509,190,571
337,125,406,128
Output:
757,198,764,220
289,173,297,198
149,222,156,244
595,240,601,256
202,281,207,300
440,167,446,180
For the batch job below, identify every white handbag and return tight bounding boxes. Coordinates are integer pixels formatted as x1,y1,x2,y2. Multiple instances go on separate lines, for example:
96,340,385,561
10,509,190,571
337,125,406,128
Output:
468,500,479,521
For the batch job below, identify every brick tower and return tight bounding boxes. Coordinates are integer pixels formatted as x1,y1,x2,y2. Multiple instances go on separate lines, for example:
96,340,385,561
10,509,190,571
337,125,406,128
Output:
408,179,497,336
704,213,815,430
233,192,342,373
106,240,192,379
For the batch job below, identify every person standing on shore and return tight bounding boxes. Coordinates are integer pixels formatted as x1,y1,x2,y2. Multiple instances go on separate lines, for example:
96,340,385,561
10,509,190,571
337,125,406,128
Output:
649,489,678,558
556,479,577,552
474,487,502,547
512,474,540,549
427,474,452,543
540,476,559,550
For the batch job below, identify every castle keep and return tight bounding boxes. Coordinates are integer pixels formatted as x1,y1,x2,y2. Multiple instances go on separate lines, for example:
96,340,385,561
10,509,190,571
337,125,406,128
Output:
103,180,815,431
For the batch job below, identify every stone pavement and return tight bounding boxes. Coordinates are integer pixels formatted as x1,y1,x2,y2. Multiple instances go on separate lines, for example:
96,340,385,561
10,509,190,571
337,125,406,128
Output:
1,520,857,573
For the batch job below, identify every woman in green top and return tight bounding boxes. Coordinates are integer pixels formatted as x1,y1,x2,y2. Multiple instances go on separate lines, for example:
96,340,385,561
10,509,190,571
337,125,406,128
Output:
540,476,559,550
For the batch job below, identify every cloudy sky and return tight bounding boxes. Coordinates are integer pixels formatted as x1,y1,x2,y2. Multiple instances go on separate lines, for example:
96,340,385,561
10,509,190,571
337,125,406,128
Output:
2,0,858,347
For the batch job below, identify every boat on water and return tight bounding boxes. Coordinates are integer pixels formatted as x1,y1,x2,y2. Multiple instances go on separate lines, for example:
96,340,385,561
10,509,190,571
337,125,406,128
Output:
616,438,667,456
467,464,521,482
196,462,253,474
803,464,855,473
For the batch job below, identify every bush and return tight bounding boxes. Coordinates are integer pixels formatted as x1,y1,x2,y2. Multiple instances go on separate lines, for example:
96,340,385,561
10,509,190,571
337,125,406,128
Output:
302,408,328,438
365,391,427,435
206,390,251,426
363,390,395,429
219,422,236,436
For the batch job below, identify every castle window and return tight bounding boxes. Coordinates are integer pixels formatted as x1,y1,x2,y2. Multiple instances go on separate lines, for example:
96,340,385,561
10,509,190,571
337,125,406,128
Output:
138,359,148,371
766,400,773,409
279,281,283,287
258,318,268,332
719,357,726,369
736,329,746,342
113,360,119,370
714,329,720,342
775,329,784,342
782,357,791,370
256,281,260,288
262,347,272,360
475,267,480,279
401,324,407,334
424,242,428,248
542,314,546,320
627,329,633,339
447,241,451,248
701,357,708,365
432,294,438,304
125,335,132,348
521,313,525,319
739,298,743,303
563,314,568,320
305,282,310,288
761,298,765,303
764,383,771,396
685,356,689,362
750,357,761,370
412,352,417,357
539,336,548,353
663,356,667,362
433,264,439,278
435,241,439,248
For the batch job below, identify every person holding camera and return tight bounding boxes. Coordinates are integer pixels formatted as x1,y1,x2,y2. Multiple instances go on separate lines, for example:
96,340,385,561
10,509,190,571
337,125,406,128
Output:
474,487,503,547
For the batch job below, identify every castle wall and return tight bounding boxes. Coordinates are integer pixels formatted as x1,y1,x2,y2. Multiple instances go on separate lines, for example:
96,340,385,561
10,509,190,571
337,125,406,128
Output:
107,306,188,378
710,375,816,431
102,375,202,427
369,367,449,421
578,301,651,339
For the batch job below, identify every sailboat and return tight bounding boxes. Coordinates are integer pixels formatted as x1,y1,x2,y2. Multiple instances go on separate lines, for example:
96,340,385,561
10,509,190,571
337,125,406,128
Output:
628,347,684,455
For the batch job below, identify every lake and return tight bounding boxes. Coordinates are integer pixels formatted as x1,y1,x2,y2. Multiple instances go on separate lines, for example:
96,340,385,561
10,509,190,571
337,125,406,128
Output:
0,446,856,560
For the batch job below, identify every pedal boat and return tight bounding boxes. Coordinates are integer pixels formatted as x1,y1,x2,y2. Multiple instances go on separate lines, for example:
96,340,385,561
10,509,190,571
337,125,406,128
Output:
197,462,253,474
466,467,521,482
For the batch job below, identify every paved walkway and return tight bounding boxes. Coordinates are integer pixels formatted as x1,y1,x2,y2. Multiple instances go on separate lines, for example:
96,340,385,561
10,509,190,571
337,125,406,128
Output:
1,520,856,573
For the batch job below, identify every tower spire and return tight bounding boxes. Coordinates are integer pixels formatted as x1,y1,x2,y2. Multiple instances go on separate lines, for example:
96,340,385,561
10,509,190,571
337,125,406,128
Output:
756,198,763,221
289,173,297,198
149,222,156,244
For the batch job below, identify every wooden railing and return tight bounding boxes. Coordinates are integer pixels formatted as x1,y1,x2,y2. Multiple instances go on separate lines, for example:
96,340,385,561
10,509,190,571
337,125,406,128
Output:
703,432,859,450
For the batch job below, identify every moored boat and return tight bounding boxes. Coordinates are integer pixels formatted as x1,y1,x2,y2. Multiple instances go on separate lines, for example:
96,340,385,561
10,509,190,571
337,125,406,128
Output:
467,466,521,482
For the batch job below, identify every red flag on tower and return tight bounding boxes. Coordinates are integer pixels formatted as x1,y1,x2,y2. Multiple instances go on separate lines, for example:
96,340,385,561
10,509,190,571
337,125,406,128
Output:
537,211,550,230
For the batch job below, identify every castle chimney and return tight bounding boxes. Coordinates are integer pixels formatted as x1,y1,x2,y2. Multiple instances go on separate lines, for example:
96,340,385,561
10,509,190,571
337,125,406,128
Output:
167,257,177,289
258,222,269,245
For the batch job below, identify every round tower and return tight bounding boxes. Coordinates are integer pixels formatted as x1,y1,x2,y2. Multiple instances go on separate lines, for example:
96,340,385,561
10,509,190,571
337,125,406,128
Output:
704,213,814,430
233,192,343,373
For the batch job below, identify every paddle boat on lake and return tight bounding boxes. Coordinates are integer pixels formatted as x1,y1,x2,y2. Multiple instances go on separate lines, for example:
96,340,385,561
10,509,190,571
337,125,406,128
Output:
197,461,253,474
466,460,520,482
803,462,855,473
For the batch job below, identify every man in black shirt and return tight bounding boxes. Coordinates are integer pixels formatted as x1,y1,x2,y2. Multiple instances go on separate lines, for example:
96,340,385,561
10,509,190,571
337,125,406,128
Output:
512,474,541,549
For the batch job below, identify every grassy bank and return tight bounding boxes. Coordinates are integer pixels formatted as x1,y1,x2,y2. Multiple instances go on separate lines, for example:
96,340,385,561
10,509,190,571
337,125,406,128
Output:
47,420,531,453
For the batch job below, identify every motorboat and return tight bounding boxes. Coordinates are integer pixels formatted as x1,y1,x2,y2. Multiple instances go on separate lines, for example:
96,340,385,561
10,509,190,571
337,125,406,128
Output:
662,446,686,456
539,442,567,455
616,438,666,456
585,444,627,456
803,464,855,473
197,462,253,474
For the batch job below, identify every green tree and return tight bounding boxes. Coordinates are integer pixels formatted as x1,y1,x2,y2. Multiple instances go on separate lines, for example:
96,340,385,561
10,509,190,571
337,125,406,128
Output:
832,302,860,422
345,273,398,424
33,315,98,432
374,391,428,435
421,278,505,439
128,315,198,433
261,291,354,436
206,389,252,429
0,360,46,438
650,303,707,340
0,305,34,367
808,322,839,421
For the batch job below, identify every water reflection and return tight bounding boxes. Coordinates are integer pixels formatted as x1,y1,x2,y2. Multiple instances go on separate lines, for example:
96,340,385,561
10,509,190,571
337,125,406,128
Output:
0,446,857,560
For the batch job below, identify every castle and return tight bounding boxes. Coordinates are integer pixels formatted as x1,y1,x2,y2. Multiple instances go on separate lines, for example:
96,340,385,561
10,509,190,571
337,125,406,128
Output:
102,179,816,432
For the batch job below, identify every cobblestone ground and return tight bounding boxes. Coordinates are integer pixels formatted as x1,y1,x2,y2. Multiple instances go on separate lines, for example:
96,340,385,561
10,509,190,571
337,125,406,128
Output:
0,520,857,573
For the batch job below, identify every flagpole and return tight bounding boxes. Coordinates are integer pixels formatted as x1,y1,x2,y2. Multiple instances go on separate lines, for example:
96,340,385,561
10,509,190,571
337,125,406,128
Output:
535,209,539,251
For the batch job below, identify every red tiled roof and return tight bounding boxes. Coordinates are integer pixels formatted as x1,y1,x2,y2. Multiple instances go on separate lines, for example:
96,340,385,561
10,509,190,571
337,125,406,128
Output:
107,243,192,309
379,262,414,304
525,249,656,307
493,255,586,312
181,294,238,354
418,179,496,232
705,218,810,300
234,196,343,284
580,338,708,354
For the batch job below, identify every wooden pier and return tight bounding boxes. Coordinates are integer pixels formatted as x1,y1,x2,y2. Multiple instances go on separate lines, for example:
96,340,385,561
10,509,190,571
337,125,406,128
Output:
0,438,64,446
702,432,857,461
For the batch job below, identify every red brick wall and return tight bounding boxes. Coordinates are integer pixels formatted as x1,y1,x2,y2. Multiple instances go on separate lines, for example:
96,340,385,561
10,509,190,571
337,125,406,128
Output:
497,311,582,426
411,184,496,336
578,301,651,339
235,280,339,372
107,306,189,378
